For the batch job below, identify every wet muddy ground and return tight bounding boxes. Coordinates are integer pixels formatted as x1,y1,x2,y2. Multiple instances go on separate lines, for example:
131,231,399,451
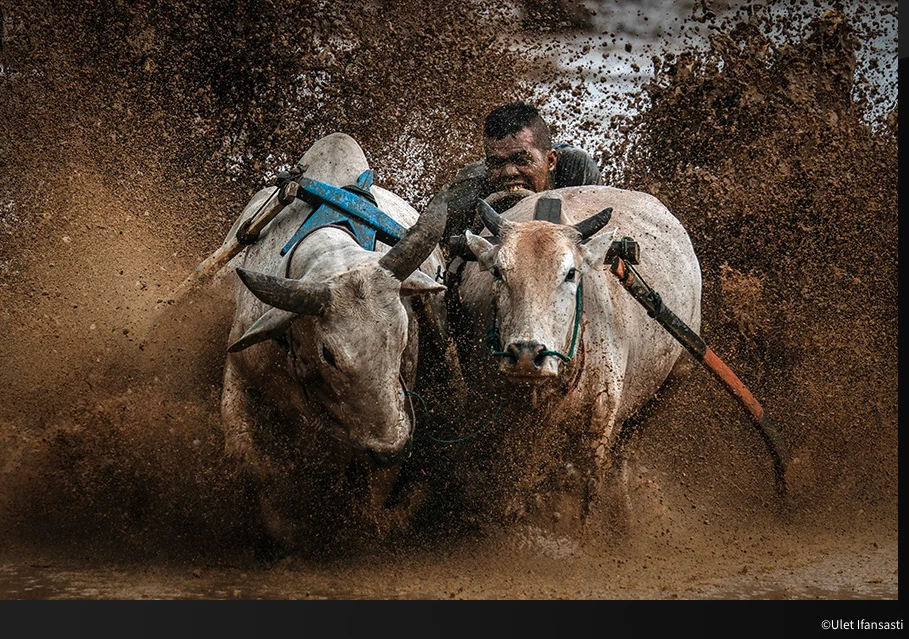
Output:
0,0,898,608
0,528,898,600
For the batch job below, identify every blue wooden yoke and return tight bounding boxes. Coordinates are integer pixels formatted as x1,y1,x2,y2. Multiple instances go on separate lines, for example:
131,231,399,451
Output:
280,170,409,256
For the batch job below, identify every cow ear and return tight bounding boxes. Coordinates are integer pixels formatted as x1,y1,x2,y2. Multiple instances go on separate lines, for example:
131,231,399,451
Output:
580,229,616,273
399,269,446,297
228,307,297,352
465,231,499,271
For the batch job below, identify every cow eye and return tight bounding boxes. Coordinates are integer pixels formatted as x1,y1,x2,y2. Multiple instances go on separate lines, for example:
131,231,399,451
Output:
321,345,338,368
565,267,577,282
491,266,503,281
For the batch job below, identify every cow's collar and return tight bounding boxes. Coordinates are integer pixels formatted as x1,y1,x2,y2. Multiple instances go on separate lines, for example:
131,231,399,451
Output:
279,171,407,256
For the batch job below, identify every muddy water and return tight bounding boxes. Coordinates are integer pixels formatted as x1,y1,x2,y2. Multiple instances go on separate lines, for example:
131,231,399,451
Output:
0,560,898,601
0,0,898,605
0,531,898,599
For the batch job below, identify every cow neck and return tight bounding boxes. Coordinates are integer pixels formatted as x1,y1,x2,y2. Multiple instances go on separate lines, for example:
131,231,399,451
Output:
281,223,361,278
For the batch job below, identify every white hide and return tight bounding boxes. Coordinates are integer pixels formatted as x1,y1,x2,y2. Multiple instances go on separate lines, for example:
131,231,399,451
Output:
220,133,445,469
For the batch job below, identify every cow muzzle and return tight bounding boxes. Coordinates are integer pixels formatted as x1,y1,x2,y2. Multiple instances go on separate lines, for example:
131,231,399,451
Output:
367,435,413,467
363,401,414,467
502,341,559,380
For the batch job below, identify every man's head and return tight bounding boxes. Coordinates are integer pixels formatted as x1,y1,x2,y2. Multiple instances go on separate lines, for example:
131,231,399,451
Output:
483,102,557,194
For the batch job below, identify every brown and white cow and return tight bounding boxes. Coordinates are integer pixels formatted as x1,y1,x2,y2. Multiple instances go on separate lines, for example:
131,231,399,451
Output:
453,185,702,536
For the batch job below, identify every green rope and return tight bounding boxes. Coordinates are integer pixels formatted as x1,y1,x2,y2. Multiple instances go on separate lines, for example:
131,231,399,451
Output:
539,279,583,361
405,389,501,444
485,318,506,355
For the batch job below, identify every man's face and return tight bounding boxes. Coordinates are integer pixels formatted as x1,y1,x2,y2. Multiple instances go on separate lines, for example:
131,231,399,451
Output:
483,127,557,193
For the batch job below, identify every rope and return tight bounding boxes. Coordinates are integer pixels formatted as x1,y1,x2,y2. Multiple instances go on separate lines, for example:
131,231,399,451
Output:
486,279,584,362
405,389,501,444
539,280,583,361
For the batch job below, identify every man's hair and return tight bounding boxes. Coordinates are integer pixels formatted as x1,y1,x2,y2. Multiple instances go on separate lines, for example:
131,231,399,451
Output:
483,102,552,150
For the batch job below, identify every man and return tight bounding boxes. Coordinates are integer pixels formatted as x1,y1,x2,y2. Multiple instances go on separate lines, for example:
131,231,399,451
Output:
435,102,603,366
439,101,602,244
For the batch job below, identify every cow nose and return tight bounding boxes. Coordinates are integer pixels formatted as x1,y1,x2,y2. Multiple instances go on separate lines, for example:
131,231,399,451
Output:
506,341,548,373
367,435,412,468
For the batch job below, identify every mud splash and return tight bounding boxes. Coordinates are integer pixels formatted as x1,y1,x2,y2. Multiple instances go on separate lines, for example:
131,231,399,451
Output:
0,1,897,599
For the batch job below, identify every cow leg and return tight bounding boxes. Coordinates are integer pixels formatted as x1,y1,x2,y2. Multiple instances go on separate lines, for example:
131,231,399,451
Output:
221,359,296,558
593,419,672,540
364,465,429,539
252,483,298,560
581,374,636,534
220,359,271,480
667,349,697,381
615,456,673,540
589,380,624,485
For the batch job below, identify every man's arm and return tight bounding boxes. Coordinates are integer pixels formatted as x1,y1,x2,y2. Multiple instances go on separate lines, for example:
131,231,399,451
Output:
437,159,491,244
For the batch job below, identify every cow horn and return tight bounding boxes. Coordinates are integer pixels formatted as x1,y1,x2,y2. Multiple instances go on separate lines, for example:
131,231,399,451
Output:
476,198,505,237
378,191,447,281
572,207,613,240
227,307,297,352
236,268,331,316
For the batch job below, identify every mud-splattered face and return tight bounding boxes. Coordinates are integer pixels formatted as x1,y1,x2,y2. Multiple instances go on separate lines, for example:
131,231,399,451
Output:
290,265,413,467
467,220,613,381
230,255,445,467
484,127,557,194
490,224,581,380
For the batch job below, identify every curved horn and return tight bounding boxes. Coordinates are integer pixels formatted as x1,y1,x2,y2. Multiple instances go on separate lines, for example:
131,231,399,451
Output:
572,207,613,240
236,268,331,316
378,191,447,281
476,198,505,237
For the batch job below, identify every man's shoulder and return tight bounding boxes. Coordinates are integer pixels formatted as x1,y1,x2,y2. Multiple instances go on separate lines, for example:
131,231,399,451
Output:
450,159,488,186
553,142,595,162
553,142,602,187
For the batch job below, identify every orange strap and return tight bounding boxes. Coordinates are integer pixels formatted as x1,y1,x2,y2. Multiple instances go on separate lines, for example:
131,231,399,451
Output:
702,347,765,423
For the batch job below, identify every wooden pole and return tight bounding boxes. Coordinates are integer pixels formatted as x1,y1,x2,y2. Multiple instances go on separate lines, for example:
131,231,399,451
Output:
163,181,298,306
610,256,789,494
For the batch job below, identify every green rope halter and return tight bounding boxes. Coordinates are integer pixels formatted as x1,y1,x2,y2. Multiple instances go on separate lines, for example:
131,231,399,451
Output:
486,279,584,363
405,389,502,444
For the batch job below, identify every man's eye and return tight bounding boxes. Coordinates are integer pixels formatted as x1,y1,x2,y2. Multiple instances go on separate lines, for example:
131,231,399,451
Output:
485,157,505,170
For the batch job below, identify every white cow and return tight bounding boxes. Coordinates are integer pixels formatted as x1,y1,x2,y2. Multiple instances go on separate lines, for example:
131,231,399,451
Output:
453,185,702,535
220,133,447,552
